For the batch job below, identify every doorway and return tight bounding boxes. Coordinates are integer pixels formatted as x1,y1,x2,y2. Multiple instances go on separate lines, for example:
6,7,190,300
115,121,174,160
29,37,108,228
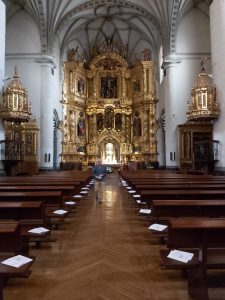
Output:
99,139,120,164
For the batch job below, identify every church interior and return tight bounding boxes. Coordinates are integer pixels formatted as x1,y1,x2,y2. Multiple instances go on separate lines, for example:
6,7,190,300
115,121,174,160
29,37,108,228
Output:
0,0,225,299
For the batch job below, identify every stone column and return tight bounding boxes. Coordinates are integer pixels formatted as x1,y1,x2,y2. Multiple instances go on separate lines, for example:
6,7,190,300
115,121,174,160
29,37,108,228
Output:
39,60,56,168
163,58,180,168
210,0,225,169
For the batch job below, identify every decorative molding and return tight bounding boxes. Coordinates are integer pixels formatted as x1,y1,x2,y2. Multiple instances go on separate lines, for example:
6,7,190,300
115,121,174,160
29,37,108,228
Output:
5,53,57,68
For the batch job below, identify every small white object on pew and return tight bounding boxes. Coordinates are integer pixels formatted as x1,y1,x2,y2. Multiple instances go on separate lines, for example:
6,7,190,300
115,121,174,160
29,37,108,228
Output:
128,190,136,193
65,201,76,205
126,187,132,190
80,191,88,194
139,209,151,214
73,195,82,198
167,249,194,263
53,209,68,215
133,194,141,198
148,223,167,232
1,255,33,268
28,227,50,234
136,199,146,205
81,187,89,190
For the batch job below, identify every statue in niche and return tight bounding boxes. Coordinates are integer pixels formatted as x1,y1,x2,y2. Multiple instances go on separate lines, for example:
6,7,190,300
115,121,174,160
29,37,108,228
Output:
97,113,104,131
14,131,20,141
115,113,122,131
133,79,141,93
77,111,85,137
133,111,142,137
104,108,114,129
100,76,117,98
25,134,32,155
78,78,84,94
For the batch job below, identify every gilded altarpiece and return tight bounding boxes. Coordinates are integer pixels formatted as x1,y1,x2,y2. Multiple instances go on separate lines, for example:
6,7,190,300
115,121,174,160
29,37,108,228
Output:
61,51,158,166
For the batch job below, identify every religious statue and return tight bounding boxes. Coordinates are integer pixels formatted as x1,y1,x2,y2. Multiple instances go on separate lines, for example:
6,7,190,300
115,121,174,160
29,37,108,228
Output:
105,108,114,129
77,111,85,137
133,79,141,93
101,76,117,98
67,46,79,61
25,133,32,155
97,113,104,131
133,111,142,137
142,48,151,61
78,78,85,94
115,113,122,131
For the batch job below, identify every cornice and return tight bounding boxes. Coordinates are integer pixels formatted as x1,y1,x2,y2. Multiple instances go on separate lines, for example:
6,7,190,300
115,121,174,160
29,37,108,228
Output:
5,53,57,68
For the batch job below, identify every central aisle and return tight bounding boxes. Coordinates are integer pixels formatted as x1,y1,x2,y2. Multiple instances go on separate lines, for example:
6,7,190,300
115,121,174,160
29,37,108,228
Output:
5,172,189,300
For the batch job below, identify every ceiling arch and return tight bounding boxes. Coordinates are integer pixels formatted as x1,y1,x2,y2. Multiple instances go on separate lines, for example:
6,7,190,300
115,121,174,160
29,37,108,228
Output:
4,0,211,65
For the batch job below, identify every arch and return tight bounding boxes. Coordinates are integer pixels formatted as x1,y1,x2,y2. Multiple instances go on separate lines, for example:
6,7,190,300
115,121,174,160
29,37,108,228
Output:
98,135,121,163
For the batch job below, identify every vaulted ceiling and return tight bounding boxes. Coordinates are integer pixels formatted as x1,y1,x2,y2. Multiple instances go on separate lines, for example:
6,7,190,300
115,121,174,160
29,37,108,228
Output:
4,0,211,64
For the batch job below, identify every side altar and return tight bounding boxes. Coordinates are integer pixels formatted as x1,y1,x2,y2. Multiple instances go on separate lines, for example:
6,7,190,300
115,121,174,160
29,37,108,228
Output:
60,47,158,168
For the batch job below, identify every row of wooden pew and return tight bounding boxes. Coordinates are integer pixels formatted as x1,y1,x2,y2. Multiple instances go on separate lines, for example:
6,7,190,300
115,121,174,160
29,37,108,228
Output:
0,170,93,300
120,169,225,300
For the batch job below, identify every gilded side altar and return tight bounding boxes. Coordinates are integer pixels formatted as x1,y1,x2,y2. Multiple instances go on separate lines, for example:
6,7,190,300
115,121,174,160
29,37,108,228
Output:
61,50,158,166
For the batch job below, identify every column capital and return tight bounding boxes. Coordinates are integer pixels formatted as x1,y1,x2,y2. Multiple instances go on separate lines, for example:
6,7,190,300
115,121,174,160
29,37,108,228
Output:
161,54,182,70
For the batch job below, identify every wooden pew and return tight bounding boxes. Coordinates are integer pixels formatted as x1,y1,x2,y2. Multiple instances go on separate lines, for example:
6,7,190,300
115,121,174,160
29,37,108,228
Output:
140,189,225,207
0,185,77,196
0,191,62,205
160,218,225,300
135,184,225,191
0,201,46,223
151,199,225,219
0,222,23,255
0,221,35,298
0,202,55,250
0,253,33,300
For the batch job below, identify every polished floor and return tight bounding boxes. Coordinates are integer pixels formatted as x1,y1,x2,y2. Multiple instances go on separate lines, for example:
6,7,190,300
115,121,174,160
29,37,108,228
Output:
4,173,224,300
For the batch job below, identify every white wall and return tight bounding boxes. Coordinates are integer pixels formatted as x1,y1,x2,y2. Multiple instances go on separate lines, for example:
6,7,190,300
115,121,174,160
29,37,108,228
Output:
0,0,5,90
0,1,6,171
210,0,225,169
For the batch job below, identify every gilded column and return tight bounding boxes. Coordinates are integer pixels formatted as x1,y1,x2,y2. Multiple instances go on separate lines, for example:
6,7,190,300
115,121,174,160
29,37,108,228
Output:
149,100,158,161
143,68,147,95
121,69,126,98
92,70,97,100
143,107,149,142
149,63,156,99
92,112,97,143
125,114,131,143
121,113,126,142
